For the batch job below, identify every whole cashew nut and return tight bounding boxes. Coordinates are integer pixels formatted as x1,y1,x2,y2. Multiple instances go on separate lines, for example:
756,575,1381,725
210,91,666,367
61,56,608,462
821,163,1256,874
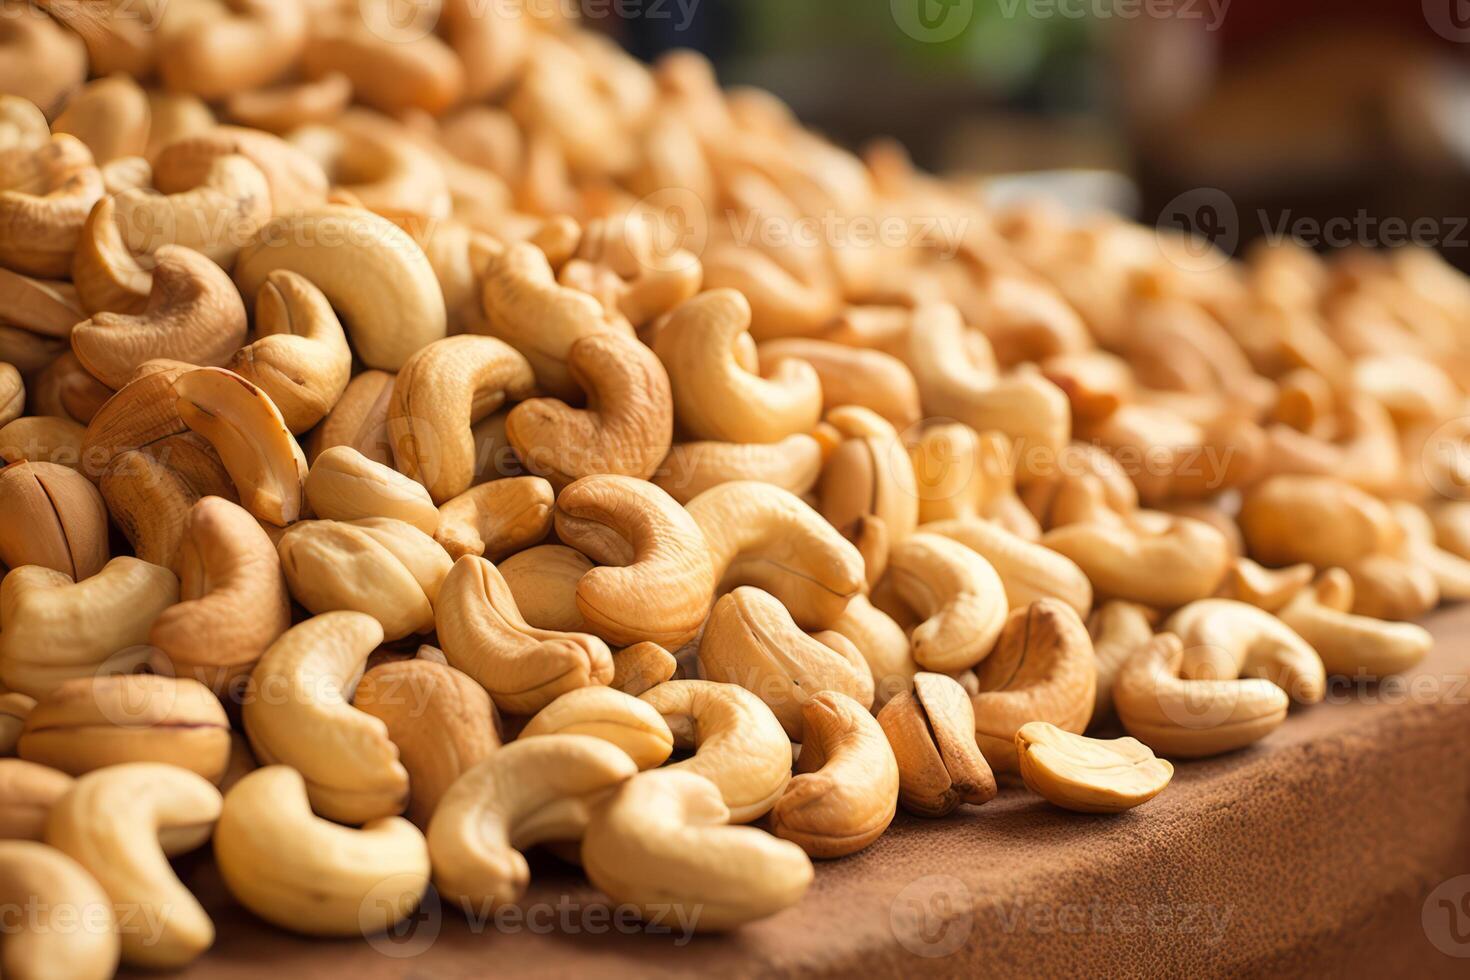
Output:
0,134,104,278
874,532,1007,673
0,459,110,580
520,686,674,770
1165,599,1326,704
653,433,824,505
921,517,1093,618
1043,513,1232,610
435,476,554,561
829,593,918,710
1239,475,1401,569
305,445,439,535
1086,600,1156,724
0,840,117,980
1278,570,1432,678
0,758,72,841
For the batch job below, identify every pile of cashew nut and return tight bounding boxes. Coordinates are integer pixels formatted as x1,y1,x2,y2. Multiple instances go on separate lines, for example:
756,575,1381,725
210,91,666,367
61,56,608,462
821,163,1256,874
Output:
1,1,1469,975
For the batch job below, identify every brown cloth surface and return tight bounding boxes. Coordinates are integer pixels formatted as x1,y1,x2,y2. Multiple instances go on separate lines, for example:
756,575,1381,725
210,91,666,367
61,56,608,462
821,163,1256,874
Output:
144,604,1470,979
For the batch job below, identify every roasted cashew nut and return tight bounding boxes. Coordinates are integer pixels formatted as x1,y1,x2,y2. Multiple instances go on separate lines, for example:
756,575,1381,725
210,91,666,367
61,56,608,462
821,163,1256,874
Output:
0,459,110,580
305,445,439,535
1164,598,1326,704
242,612,410,824
653,432,824,505
214,766,429,937
520,687,674,770
829,593,919,709
427,734,636,913
1278,570,1432,678
1015,721,1173,814
0,134,104,278
922,517,1093,618
498,544,592,632
0,758,72,841
1239,475,1401,569
1086,600,1155,724
46,762,221,968
874,532,1007,673
877,672,995,817
1042,513,1232,610
0,840,117,980
112,153,272,268
435,476,554,561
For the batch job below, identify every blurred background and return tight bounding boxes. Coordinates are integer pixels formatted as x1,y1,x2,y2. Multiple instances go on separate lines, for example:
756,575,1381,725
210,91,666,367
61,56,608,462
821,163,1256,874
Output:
595,0,1470,265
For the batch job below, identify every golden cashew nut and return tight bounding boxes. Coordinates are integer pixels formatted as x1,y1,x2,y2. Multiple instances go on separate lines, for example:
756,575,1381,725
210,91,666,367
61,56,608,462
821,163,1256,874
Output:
0,134,104,278
687,480,865,630
759,338,921,430
554,474,715,647
227,269,352,433
427,734,636,913
817,430,918,583
1042,513,1232,610
435,476,554,561
1086,600,1156,724
0,840,117,980
1239,475,1401,569
0,558,178,698
1215,557,1314,613
653,433,824,504
1164,599,1326,704
0,6,88,117
829,593,918,710
701,244,840,342
149,496,291,692
970,599,1097,772
639,680,793,823
654,289,822,444
52,74,149,165
142,91,213,164
0,459,109,579
0,416,87,468
158,1,307,100
699,586,874,740
224,73,353,134
70,194,151,316
305,368,394,466
175,366,307,526
0,759,72,841
506,331,674,486
18,675,229,782
1278,570,1432,678
302,14,464,117
1343,555,1438,622
1113,633,1289,758
911,425,1041,539
581,769,814,932
921,517,1093,618
46,763,221,968
520,686,674,770
233,205,448,371
1393,501,1470,602
875,532,1007,673
242,612,410,824
278,518,452,641
0,362,21,428
97,449,216,571
355,656,501,829
877,672,995,817
112,153,271,268
1015,721,1172,814
214,766,429,937
498,544,591,632
771,691,898,858
610,642,678,697
290,114,451,219
71,245,248,388
30,352,112,426
435,555,614,715
305,445,439,535
387,335,536,504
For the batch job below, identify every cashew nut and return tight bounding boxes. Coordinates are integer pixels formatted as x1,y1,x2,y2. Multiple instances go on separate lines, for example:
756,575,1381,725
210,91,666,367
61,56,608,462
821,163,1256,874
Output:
610,642,678,697
911,424,1041,538
305,368,394,466
828,593,919,709
0,134,104,278
1278,570,1432,678
1164,599,1326,704
759,338,921,430
305,445,439,535
653,433,824,504
1043,513,1232,610
1015,721,1173,814
874,532,1007,673
520,686,673,770
435,476,554,561
0,839,117,980
0,459,110,580
1239,475,1401,569
498,543,590,632
0,758,71,841
922,517,1093,618
1086,600,1156,724
877,672,995,817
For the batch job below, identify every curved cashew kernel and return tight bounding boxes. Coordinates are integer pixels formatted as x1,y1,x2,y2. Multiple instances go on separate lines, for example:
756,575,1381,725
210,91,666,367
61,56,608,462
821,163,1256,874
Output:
0,362,20,427
227,269,352,433
46,763,221,968
1043,514,1231,610
829,593,918,710
233,205,448,371
817,432,919,581
291,114,451,219
279,519,451,641
0,95,48,152
1239,475,1401,569
0,839,117,980
306,445,439,535
158,3,307,100
306,368,394,466
877,672,995,817
970,600,1097,772
911,425,1040,539
1278,570,1432,678
18,675,229,782
0,416,87,468
112,153,271,268
428,734,636,913
0,758,70,841
687,480,864,630
214,766,429,937
1431,501,1470,561
0,7,87,117
653,433,824,504
771,691,897,858
521,687,674,770
242,612,409,824
1015,721,1172,814
0,266,85,341
71,245,248,388
435,476,554,561
876,533,1007,673
699,587,874,740
555,474,715,647
582,768,813,931
499,543,590,632
175,366,307,526
0,558,178,699
355,656,500,829
30,352,112,426
435,556,614,715
0,460,109,580
654,289,821,444
921,517,1093,618
639,680,793,823
611,642,678,696
302,15,464,117
98,449,206,571
759,338,921,430
70,193,151,315
388,335,536,504
1216,557,1314,612
480,242,633,401
52,74,149,165
1165,599,1326,704
1086,601,1156,724
1114,633,1289,758
1345,554,1439,621
225,72,353,134
143,91,214,164
149,496,291,693
506,331,673,486
0,134,103,279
